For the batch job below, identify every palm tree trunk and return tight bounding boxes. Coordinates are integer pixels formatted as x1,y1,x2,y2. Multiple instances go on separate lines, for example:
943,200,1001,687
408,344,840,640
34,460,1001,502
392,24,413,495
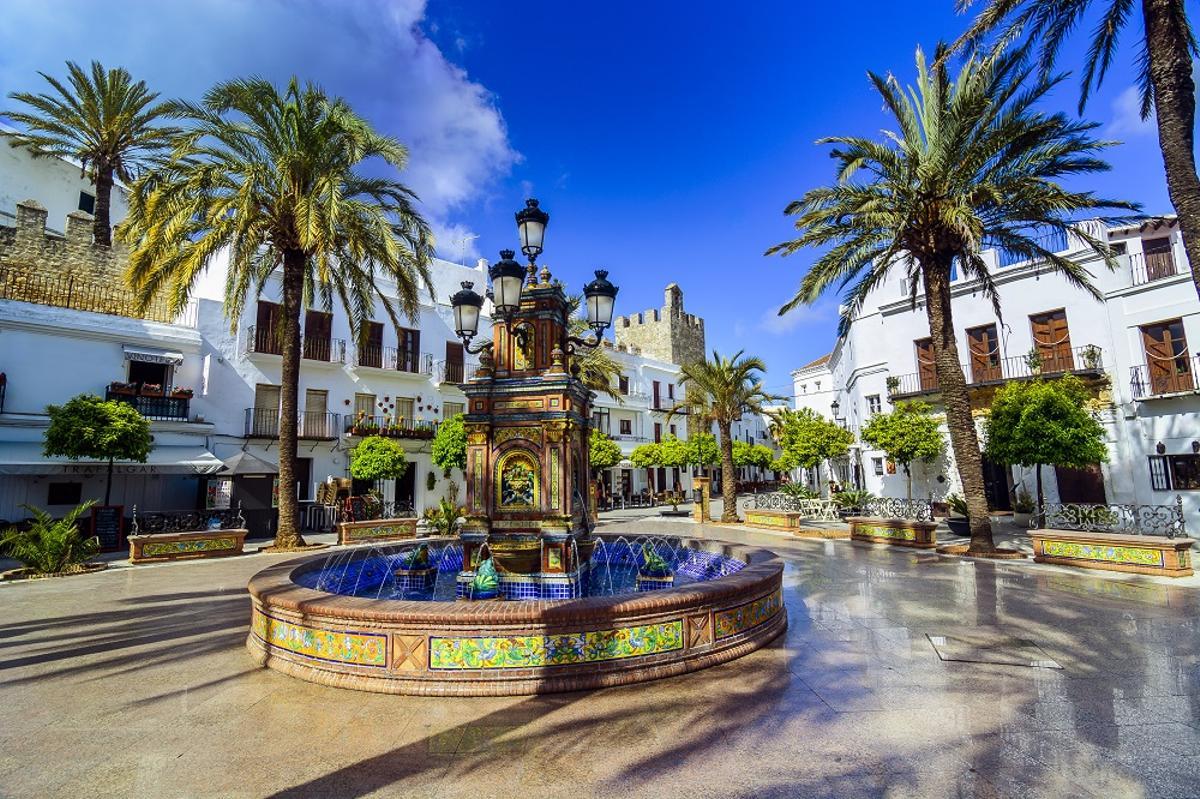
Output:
273,250,306,549
93,167,114,247
921,259,995,552
718,420,737,522
1142,0,1200,301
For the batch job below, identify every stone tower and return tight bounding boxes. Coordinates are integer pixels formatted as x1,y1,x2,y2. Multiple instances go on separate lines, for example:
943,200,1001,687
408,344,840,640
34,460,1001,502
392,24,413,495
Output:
613,283,706,368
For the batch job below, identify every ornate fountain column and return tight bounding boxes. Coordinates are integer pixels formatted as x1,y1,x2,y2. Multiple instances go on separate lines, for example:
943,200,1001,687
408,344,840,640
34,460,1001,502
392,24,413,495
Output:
456,270,595,599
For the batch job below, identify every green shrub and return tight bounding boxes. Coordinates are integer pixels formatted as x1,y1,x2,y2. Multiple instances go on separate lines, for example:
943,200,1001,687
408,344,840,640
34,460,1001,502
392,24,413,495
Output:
1014,490,1035,514
423,498,467,536
1,502,100,575
780,483,819,500
945,493,969,517
833,489,874,510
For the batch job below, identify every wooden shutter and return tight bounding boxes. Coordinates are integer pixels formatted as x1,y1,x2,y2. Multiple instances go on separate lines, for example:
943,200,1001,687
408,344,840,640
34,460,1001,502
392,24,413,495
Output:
1143,237,1176,281
1030,310,1073,373
914,338,937,391
967,324,1001,383
303,310,332,361
398,327,420,372
446,341,464,382
255,301,281,354
1142,319,1191,394
360,322,384,368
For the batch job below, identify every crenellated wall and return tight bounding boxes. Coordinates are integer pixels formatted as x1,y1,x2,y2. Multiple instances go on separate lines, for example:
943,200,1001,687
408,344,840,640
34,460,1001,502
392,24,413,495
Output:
614,283,706,368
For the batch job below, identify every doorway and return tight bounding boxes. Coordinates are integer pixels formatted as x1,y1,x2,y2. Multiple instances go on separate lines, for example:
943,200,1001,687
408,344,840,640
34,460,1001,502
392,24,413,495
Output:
1055,464,1107,504
981,458,1012,511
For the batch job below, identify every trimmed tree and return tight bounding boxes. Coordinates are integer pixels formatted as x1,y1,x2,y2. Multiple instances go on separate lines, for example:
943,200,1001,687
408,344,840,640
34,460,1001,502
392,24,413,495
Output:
432,413,467,474
984,376,1108,523
860,401,945,499
776,408,854,496
44,394,152,506
349,436,410,482
685,432,720,475
630,442,661,471
733,440,776,470
589,429,622,475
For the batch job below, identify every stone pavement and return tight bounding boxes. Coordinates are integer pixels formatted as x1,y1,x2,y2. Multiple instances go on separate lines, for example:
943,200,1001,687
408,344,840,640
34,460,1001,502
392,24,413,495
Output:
4,518,1200,798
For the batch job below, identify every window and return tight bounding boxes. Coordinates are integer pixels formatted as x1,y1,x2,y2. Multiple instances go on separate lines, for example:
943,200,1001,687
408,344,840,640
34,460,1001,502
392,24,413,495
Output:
394,397,415,423
669,424,676,436
1029,309,1073,373
398,327,421,372
654,423,662,443
652,380,661,409
354,393,376,420
359,322,384,368
47,482,82,505
618,375,629,395
1148,454,1200,490
254,301,282,354
915,337,937,391
302,310,334,361
1141,318,1192,395
866,394,881,415
77,191,95,214
667,383,675,400
872,457,884,476
443,401,465,418
966,323,1002,383
619,419,632,436
1143,237,1177,281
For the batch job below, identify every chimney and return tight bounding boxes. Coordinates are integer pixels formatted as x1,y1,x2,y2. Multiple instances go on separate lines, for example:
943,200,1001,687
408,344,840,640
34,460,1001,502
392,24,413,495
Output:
66,210,94,244
15,200,47,244
476,257,488,273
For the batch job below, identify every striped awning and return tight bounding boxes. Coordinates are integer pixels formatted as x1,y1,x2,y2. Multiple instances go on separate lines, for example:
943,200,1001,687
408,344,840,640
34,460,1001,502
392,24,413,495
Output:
123,346,184,366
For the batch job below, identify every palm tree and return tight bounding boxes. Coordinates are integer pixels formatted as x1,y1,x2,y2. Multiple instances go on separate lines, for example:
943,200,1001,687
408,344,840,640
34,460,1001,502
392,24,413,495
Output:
4,60,177,246
121,78,434,549
672,350,781,523
952,0,1200,301
766,46,1134,553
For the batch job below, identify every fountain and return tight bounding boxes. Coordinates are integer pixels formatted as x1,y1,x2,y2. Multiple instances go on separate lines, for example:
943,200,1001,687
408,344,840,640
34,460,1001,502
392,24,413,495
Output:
247,200,785,694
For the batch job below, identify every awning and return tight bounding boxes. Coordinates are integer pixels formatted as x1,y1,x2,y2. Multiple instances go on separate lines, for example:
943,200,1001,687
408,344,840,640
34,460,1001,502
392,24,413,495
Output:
218,450,279,476
123,346,184,366
0,443,223,475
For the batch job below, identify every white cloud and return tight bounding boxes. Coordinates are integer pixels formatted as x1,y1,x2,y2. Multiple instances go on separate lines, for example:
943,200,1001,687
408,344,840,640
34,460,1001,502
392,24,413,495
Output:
1106,85,1155,138
0,0,517,259
757,297,839,335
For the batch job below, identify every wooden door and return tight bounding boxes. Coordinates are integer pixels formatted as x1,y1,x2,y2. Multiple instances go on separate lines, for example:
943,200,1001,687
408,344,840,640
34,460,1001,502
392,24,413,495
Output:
445,341,464,383
398,327,421,373
255,301,281,354
967,324,1002,383
981,458,1012,511
1055,464,1107,504
360,322,383,368
253,384,280,437
1142,319,1192,394
1143,237,1176,281
1030,310,1074,373
915,338,938,391
303,310,333,361
303,389,328,437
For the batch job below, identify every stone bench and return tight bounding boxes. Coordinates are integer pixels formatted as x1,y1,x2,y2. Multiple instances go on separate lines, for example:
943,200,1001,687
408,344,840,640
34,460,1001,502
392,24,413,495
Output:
847,517,937,549
1031,529,1195,577
743,509,804,531
336,517,418,545
128,528,248,563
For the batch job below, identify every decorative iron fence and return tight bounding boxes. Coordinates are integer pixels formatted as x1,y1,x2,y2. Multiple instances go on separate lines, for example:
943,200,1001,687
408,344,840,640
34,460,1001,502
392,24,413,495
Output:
889,344,1106,398
106,387,190,420
1037,497,1186,538
736,492,839,521
131,504,245,535
302,336,346,363
864,497,934,521
0,266,196,326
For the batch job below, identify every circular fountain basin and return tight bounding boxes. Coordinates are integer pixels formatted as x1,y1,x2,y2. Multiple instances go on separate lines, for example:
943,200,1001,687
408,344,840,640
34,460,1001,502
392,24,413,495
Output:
246,535,785,695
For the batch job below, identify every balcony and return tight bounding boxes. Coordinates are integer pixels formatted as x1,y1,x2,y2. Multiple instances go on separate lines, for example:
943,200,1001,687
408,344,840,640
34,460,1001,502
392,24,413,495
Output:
344,415,438,440
1127,251,1184,287
106,384,191,421
244,409,340,439
435,359,480,384
302,336,346,364
244,326,346,363
1130,356,1200,399
888,344,1106,399
354,344,433,373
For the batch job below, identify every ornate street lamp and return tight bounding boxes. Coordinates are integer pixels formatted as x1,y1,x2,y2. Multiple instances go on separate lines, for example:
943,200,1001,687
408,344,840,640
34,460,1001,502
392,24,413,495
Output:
830,400,841,420
582,270,618,335
488,249,525,318
515,199,549,264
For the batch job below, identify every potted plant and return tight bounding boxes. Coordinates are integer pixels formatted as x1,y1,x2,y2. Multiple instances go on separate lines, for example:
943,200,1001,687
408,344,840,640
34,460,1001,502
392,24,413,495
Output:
140,382,163,396
171,387,193,399
886,375,901,395
1013,489,1035,528
659,491,689,517
0,501,105,579
1080,344,1102,371
1024,348,1044,375
945,493,970,537
833,489,873,517
108,381,136,395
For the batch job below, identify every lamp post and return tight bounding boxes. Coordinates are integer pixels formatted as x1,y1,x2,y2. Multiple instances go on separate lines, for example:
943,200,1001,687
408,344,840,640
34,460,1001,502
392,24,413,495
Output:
450,199,618,357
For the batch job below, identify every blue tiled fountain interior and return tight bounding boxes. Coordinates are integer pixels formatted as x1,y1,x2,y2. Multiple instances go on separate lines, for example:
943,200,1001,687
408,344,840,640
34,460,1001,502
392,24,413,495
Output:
295,538,746,601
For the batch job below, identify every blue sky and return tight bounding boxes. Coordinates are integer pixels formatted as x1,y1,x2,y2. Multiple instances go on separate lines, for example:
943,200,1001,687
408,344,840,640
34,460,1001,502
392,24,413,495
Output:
0,1,1173,395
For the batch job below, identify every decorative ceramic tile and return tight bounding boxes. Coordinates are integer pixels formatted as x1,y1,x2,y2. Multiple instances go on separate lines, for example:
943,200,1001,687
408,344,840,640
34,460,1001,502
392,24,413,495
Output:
429,620,684,670
1042,539,1164,567
345,523,412,541
857,524,916,541
496,449,539,510
714,589,783,639
252,610,387,667
142,537,237,557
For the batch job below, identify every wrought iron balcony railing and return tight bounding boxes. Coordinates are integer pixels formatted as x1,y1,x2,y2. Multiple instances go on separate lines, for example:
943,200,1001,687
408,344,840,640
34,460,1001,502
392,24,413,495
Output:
352,345,433,374
1130,356,1200,399
302,336,346,364
244,409,340,439
0,266,197,327
435,359,480,384
105,385,191,421
1127,251,1183,287
888,344,1106,398
343,415,438,440
245,324,281,356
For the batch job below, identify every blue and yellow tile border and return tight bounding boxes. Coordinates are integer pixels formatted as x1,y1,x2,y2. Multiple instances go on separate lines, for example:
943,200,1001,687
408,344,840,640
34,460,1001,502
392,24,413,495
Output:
429,620,684,670
1032,530,1194,577
715,589,784,639
251,609,388,668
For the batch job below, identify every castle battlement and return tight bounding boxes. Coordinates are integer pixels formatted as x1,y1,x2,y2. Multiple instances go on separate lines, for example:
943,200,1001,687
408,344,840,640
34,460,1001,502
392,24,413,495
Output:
613,283,706,367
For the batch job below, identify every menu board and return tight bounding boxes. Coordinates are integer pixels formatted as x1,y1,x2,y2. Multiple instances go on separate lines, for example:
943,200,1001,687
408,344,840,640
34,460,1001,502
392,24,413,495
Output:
91,505,125,550
206,478,233,510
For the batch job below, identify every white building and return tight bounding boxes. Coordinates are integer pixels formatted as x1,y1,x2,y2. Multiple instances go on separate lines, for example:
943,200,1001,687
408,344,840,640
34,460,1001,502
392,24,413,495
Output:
792,218,1200,517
